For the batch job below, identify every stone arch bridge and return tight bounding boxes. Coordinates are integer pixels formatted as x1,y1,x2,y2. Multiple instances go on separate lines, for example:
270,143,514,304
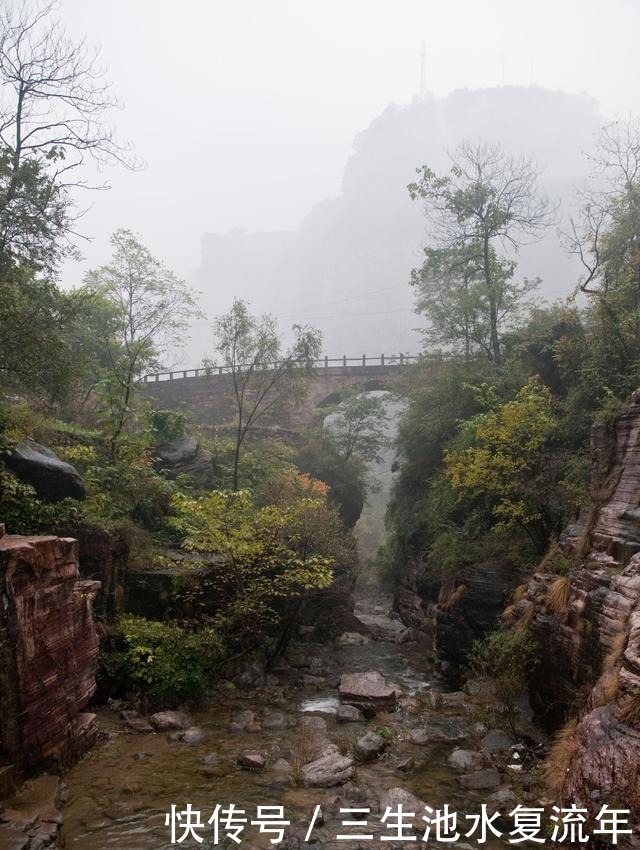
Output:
141,354,419,430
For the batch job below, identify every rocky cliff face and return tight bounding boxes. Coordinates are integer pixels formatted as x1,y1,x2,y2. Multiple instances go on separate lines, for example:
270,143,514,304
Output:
512,391,640,833
0,529,100,790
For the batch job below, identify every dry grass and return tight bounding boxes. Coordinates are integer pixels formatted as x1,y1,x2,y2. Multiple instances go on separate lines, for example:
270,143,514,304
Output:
588,669,620,710
515,603,535,634
546,577,570,615
289,732,317,786
619,691,640,727
438,583,467,612
542,718,580,795
511,584,529,604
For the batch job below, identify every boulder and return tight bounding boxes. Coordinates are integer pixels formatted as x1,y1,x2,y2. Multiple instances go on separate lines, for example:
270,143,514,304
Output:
156,437,217,490
459,769,503,791
149,711,191,732
301,745,354,787
338,671,397,714
448,749,483,771
125,718,154,734
229,710,255,732
2,441,86,501
354,731,388,762
336,704,364,723
238,752,265,771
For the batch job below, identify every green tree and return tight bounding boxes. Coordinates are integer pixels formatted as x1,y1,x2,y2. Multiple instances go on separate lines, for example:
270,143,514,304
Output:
444,377,559,552
409,141,551,364
211,298,321,490
326,390,389,464
86,229,198,459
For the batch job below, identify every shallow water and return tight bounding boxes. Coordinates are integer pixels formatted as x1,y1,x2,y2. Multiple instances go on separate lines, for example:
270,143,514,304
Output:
61,594,512,850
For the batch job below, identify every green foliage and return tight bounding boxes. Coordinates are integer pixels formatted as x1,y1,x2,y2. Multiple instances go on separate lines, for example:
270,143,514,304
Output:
325,390,389,464
445,377,559,551
145,409,187,445
469,626,538,733
210,298,322,490
101,615,224,702
296,427,366,527
171,487,340,649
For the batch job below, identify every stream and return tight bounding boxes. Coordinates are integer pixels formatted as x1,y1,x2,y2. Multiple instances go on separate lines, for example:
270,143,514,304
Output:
60,589,516,850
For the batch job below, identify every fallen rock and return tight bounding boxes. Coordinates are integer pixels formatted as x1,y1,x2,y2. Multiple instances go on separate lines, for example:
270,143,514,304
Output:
448,749,483,771
336,704,364,723
338,671,397,714
459,769,502,791
354,731,388,762
1,440,86,501
301,745,354,787
150,711,191,732
238,752,265,772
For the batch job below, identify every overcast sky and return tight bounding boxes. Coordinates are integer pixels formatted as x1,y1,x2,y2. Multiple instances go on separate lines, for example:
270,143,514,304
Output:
57,0,640,284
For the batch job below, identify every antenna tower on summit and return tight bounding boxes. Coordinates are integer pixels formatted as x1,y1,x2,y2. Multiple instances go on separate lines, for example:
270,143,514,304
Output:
419,41,427,97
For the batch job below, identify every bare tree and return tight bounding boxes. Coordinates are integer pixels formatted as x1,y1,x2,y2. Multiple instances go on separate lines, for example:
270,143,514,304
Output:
567,120,640,295
0,1,136,272
409,141,553,364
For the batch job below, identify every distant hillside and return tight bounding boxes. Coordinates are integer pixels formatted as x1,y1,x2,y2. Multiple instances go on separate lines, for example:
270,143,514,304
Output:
194,87,602,360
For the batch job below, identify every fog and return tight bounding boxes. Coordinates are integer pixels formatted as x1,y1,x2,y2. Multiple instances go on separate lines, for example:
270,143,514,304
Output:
56,0,640,363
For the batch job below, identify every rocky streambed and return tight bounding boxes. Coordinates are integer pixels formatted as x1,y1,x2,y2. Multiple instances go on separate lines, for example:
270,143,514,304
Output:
34,593,546,850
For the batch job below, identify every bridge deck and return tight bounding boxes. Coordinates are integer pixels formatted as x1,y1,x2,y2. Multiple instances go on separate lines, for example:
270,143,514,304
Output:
144,354,420,383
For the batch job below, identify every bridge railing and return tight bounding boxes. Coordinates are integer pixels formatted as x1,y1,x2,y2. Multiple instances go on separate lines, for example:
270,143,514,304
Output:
143,354,421,383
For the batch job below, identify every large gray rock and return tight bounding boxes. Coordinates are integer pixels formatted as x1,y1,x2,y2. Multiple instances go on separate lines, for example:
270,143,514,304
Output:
2,440,86,501
409,717,470,744
301,745,354,787
238,752,265,772
156,437,216,490
338,671,397,714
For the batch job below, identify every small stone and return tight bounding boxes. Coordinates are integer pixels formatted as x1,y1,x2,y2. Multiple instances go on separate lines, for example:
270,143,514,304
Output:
301,745,354,787
262,712,287,730
182,726,207,744
448,749,483,771
201,752,220,765
124,718,153,733
459,769,502,791
335,632,371,646
354,731,388,762
481,731,514,753
336,705,364,723
149,711,191,732
272,758,292,772
238,752,265,772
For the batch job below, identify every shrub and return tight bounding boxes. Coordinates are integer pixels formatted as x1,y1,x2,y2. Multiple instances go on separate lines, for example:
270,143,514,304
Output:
469,626,538,734
101,615,224,703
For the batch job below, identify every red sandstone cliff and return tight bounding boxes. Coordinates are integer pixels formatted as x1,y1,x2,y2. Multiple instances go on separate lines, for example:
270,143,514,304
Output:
512,390,640,839
0,531,100,791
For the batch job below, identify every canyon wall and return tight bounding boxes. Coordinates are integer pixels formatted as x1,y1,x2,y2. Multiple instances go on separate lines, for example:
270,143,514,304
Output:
512,390,640,824
0,529,100,795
